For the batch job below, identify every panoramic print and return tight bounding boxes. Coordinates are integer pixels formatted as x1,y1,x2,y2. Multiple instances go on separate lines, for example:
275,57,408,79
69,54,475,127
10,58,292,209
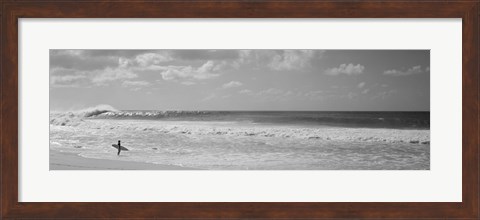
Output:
50,49,430,170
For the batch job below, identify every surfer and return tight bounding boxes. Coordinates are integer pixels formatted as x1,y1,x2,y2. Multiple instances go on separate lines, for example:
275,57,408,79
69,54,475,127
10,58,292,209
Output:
117,140,122,155
112,141,128,155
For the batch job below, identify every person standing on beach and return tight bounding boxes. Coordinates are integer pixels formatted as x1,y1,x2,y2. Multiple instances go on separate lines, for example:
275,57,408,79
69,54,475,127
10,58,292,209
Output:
117,140,122,155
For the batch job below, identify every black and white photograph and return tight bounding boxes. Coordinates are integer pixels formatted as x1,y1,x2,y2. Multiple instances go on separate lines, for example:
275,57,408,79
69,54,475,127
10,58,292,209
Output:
50,49,430,170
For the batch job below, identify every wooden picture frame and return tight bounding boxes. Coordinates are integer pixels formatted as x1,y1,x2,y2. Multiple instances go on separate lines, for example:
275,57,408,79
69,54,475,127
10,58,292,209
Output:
1,1,478,219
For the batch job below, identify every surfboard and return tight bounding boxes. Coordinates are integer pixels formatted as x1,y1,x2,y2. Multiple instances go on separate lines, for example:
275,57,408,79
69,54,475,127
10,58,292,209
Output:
112,144,129,151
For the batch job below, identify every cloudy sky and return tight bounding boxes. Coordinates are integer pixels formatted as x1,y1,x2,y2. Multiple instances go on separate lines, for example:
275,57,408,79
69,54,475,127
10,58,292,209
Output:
50,50,429,111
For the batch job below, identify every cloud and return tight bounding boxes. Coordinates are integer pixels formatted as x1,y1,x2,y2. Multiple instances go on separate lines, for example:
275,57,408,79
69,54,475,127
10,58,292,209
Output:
50,49,326,88
135,52,172,66
383,65,428,76
50,65,139,87
222,81,243,89
50,74,87,87
232,50,324,71
50,67,91,87
50,51,120,71
118,52,174,68
51,49,325,74
50,50,174,71
357,82,366,89
159,60,223,82
268,50,318,71
325,63,365,76
51,53,227,87
92,67,138,85
361,89,370,94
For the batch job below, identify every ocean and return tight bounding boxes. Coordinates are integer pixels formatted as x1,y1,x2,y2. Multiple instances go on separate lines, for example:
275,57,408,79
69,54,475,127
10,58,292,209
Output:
50,107,430,170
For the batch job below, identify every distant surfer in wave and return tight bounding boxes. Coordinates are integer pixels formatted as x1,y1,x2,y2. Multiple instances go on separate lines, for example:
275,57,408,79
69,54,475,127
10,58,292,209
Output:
117,140,122,155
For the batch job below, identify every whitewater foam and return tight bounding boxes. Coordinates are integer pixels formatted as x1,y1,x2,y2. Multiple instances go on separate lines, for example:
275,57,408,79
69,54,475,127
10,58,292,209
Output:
50,113,430,169
50,105,118,126
51,117,429,144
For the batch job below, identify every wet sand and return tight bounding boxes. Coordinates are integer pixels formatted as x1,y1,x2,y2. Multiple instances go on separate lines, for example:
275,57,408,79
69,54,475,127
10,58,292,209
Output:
50,150,194,170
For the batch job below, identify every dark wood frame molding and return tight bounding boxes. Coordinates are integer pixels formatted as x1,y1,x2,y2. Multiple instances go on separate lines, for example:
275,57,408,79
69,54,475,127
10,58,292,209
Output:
1,1,479,219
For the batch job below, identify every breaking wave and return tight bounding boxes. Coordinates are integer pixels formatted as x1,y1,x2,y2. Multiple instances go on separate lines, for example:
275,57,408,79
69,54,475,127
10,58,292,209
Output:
98,110,218,119
92,110,429,129
79,104,118,117
50,108,430,130
50,104,118,126
51,119,430,144
50,106,430,144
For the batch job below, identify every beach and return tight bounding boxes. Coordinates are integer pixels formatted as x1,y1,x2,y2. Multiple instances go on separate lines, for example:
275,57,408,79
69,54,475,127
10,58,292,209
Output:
50,149,193,170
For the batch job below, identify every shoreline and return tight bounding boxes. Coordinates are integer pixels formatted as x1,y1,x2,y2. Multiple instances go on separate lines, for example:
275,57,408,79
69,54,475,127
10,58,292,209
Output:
50,149,196,170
